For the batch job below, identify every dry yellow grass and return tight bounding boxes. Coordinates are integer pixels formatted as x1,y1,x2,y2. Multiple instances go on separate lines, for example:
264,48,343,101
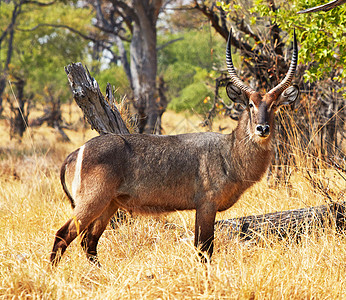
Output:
0,104,345,299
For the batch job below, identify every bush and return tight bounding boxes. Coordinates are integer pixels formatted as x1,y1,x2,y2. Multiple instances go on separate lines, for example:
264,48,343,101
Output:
168,81,213,114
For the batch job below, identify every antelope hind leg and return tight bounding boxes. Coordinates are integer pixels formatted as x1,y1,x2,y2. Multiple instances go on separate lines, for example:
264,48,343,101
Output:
50,198,111,266
50,217,87,266
81,201,119,266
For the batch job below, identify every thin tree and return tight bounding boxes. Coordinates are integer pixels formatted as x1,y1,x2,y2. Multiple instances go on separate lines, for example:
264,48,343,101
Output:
0,0,56,117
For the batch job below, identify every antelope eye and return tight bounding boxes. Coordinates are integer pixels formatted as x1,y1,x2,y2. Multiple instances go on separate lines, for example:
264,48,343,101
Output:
248,102,254,108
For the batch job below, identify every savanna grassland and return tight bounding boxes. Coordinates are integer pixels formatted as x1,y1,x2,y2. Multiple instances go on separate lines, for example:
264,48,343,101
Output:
0,103,345,299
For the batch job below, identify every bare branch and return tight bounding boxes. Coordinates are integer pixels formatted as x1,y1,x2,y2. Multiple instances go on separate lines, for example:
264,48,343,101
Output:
17,23,112,45
109,0,138,24
156,37,184,51
22,0,57,6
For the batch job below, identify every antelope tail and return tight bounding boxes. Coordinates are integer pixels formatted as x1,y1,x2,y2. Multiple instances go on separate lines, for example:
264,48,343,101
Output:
60,160,75,209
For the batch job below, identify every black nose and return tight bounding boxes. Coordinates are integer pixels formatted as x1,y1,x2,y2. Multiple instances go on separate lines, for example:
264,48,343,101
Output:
255,124,270,137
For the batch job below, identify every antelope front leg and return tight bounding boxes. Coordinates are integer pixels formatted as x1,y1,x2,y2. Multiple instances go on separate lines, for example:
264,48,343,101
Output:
194,203,217,262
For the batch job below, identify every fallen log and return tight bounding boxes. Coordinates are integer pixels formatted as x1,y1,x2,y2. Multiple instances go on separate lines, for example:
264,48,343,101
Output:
216,201,346,241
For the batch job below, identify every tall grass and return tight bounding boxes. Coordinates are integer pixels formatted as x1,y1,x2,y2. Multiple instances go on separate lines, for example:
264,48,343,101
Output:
0,104,345,299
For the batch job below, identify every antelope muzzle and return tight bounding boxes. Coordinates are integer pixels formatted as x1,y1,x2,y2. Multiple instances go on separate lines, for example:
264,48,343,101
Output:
255,124,270,138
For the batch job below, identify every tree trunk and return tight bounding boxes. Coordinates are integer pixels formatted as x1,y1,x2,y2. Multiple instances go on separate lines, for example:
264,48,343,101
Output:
0,77,6,116
216,202,346,241
91,0,164,134
130,0,162,134
10,78,29,138
0,1,21,117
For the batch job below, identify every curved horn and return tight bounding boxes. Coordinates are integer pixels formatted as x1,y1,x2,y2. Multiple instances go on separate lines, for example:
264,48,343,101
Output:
226,30,256,98
269,29,298,98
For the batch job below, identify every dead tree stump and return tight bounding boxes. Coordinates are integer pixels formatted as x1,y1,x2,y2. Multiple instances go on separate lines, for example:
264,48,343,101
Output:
65,63,129,135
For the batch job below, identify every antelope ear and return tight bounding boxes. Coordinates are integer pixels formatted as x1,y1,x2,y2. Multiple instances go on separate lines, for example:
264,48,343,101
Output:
226,82,249,107
276,85,300,107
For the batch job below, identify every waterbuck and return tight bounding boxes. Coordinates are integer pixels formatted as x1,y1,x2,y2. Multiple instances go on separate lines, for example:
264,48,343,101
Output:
50,31,299,266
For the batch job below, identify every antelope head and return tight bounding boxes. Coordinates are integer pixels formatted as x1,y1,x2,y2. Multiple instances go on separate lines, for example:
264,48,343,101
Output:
226,30,300,144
